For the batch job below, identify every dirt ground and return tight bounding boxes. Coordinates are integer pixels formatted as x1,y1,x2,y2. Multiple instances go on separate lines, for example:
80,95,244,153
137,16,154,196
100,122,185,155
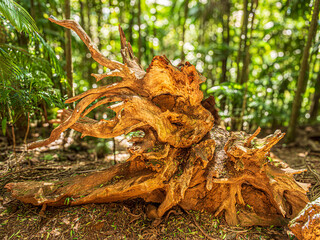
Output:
0,126,320,240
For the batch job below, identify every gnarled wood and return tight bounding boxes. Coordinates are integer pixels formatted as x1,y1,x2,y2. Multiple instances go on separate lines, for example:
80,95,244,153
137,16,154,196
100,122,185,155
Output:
289,196,320,240
5,17,309,227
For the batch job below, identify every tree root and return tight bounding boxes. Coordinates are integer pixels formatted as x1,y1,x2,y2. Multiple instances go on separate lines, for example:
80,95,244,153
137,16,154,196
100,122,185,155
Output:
6,128,309,226
5,17,309,228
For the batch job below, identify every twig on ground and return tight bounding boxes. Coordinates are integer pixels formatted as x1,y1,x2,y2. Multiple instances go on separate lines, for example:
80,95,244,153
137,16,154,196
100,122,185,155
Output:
185,210,219,240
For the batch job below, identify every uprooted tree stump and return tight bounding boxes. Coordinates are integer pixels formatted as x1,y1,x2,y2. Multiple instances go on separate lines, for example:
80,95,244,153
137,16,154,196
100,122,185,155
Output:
5,17,310,227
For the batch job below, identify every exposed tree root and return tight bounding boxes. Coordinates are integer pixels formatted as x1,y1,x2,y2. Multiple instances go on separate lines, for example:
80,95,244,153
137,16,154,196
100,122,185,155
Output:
5,17,309,227
5,127,308,226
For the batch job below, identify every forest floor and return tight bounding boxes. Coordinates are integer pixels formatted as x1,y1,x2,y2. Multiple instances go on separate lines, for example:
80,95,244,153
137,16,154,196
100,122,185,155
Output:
0,126,320,240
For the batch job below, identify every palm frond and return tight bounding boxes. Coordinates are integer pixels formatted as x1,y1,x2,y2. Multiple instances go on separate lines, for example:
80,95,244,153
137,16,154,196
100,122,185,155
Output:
0,1,65,78
2,44,53,75
0,48,24,77
0,0,39,35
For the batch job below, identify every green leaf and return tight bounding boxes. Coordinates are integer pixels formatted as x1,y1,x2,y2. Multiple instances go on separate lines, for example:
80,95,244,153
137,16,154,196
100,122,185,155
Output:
1,117,7,136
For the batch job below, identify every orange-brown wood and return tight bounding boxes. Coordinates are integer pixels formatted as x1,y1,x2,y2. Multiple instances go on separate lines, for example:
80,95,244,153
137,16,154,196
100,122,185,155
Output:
5,17,309,227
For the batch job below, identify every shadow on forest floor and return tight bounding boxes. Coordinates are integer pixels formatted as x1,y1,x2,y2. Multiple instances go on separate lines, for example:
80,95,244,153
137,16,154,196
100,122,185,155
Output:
0,126,320,240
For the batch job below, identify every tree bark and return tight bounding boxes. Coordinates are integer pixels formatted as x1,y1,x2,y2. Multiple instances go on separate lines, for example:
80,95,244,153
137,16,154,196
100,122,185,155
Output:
79,0,86,31
64,0,74,99
181,0,189,61
239,0,257,85
128,2,134,46
5,17,309,228
220,0,231,112
150,2,157,58
237,0,258,130
137,0,142,64
287,0,320,142
220,0,230,85
309,70,320,122
96,0,103,49
236,0,248,84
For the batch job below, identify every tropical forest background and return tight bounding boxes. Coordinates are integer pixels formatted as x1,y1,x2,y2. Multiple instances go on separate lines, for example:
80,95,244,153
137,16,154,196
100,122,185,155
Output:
0,0,320,148
1,1,320,239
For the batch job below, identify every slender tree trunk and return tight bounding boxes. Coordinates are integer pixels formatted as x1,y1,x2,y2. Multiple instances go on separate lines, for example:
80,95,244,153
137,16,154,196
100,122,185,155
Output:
119,0,124,25
46,0,60,82
220,0,231,112
96,0,103,48
11,124,16,160
181,0,189,61
79,0,87,82
287,0,320,142
24,113,30,147
96,0,102,36
96,0,103,77
240,0,258,84
86,0,92,34
144,24,150,64
220,0,230,84
308,41,318,81
128,2,135,45
236,0,248,84
86,0,96,87
232,0,249,129
309,70,320,122
79,1,86,31
150,3,157,57
137,0,142,64
237,0,259,130
65,0,74,99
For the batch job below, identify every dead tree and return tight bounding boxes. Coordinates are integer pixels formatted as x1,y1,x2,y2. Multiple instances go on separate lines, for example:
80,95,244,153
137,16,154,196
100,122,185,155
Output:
5,17,309,226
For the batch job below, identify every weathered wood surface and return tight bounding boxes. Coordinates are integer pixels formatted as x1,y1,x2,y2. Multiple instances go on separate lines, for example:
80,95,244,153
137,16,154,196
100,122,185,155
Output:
289,196,320,240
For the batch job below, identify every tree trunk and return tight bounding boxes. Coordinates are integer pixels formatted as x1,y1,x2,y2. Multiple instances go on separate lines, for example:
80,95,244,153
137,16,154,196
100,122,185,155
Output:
119,0,124,25
151,2,157,58
287,0,320,142
96,0,103,49
220,0,230,85
237,0,258,130
181,0,189,61
128,2,134,45
5,17,309,228
220,0,231,112
79,1,86,31
240,0,258,85
232,0,249,130
64,0,74,99
236,0,248,84
137,0,142,64
309,70,320,122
